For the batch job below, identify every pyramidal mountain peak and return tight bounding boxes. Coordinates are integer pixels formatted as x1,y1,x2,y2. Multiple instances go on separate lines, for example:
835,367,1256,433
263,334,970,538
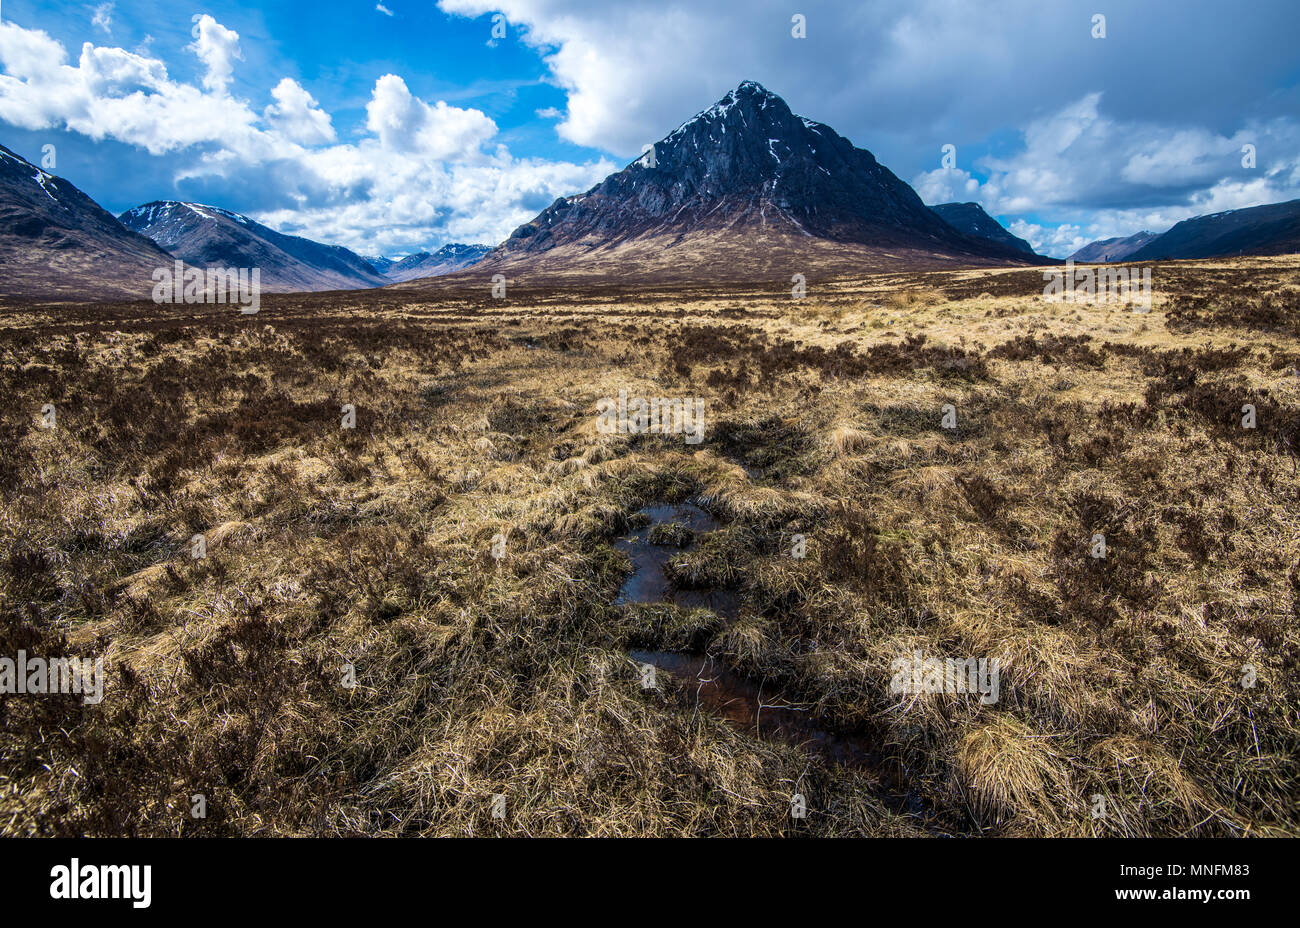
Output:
477,81,1046,282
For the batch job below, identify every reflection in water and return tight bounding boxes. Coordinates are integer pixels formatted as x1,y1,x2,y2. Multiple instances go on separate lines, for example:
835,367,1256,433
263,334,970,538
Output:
613,503,739,620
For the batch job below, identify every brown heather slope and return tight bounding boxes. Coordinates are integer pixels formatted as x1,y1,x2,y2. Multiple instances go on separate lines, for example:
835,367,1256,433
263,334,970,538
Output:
0,144,174,302
393,227,1048,294
0,256,1297,836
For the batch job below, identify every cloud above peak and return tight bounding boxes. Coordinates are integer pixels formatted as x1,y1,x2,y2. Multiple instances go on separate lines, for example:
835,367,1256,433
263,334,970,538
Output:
264,78,336,147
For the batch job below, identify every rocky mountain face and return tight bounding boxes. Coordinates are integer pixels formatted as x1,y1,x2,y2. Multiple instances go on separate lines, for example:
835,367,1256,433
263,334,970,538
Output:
120,201,386,292
930,202,1036,255
1069,231,1159,263
1126,200,1300,261
0,144,174,301
384,244,491,282
478,81,1042,281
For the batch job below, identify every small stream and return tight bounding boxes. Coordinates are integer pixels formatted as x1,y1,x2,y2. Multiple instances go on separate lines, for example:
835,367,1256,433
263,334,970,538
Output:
613,502,740,620
615,502,875,768
629,650,877,768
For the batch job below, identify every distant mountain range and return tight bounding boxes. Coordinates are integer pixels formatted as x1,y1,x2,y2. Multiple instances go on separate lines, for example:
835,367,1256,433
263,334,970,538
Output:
0,144,172,301
119,201,386,293
1068,231,1159,263
383,244,491,282
4,82,1300,301
1068,201,1300,263
118,201,488,292
929,202,1036,255
1126,200,1300,261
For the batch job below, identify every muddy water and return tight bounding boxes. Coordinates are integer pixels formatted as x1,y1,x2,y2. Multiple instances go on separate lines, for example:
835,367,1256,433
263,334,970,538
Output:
629,650,876,768
614,503,740,620
617,505,876,768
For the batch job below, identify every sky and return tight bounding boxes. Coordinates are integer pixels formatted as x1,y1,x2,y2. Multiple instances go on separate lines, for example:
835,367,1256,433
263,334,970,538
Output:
1,0,1298,258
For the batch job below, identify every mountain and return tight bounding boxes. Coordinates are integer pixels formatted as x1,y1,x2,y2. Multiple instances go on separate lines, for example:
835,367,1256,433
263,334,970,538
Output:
384,244,491,282
1126,200,1300,261
453,81,1045,285
120,201,386,292
365,255,396,275
930,202,1036,255
1068,231,1159,263
0,144,174,301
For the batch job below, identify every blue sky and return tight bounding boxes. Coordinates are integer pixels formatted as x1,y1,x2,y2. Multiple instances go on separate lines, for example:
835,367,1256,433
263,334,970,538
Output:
2,0,1298,257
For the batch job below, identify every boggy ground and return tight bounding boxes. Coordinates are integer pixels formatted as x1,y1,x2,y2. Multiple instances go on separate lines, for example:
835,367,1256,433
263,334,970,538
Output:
1,255,1298,836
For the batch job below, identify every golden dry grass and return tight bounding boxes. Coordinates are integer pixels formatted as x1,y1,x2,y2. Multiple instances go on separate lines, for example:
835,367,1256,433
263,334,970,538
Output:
0,254,1297,836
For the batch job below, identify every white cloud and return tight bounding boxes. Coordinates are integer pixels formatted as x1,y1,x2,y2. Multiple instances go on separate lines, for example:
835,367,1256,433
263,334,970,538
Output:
376,3,394,16
92,3,114,35
1006,220,1092,259
0,22,71,89
187,14,243,96
440,0,731,155
255,150,610,253
0,17,611,255
911,94,1300,256
365,74,497,160
0,23,252,154
913,166,980,206
264,78,336,146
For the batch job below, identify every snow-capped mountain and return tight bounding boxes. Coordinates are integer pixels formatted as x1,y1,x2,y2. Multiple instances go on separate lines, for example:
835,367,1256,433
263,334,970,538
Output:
930,202,1037,256
477,81,1043,281
0,144,173,301
120,201,386,293
383,244,491,282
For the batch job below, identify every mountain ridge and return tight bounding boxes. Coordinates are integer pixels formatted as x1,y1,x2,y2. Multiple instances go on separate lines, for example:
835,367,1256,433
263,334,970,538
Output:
1069,231,1159,263
0,144,175,301
120,201,386,293
929,202,1036,255
1127,200,1300,261
384,244,492,282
